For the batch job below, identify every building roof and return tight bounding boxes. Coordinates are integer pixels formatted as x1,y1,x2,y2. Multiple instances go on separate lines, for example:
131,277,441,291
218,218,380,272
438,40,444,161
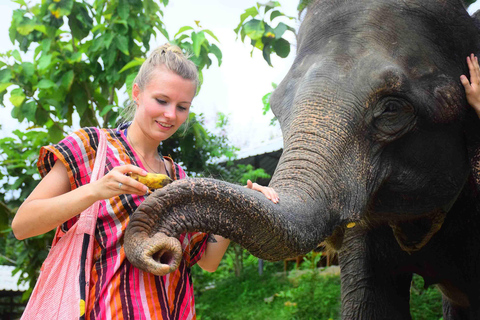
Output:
0,265,28,292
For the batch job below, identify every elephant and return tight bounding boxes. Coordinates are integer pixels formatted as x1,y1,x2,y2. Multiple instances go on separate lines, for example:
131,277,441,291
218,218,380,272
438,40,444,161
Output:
124,0,480,319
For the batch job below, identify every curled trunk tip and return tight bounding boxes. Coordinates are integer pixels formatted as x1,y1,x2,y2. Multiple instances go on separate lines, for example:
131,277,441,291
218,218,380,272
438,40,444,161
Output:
124,231,183,276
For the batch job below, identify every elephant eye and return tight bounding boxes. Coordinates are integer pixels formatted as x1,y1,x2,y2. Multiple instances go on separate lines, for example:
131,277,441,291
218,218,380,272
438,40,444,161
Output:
373,98,416,138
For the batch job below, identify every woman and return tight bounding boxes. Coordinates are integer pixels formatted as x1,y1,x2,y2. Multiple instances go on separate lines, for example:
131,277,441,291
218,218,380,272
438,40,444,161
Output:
12,43,278,319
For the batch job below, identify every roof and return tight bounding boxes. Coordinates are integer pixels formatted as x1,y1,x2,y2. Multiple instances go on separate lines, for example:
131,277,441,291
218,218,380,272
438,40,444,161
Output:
0,265,28,292
217,138,284,186
234,137,283,160
217,137,283,165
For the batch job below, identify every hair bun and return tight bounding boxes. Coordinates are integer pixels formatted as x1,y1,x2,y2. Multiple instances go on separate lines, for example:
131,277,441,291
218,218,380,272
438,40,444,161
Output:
158,43,183,56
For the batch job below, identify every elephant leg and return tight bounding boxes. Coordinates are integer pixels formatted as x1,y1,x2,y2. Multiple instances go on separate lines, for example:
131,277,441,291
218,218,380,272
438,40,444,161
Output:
339,227,412,320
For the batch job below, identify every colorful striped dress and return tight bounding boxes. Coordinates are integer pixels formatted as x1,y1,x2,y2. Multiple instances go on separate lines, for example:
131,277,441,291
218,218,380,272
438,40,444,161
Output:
37,127,208,320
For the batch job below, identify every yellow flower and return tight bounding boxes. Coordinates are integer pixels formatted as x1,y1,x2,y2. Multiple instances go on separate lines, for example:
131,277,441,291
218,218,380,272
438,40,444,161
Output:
51,9,61,18
265,32,275,38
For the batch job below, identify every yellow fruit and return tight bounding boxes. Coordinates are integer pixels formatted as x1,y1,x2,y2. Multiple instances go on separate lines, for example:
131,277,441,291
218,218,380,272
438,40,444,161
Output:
127,172,173,190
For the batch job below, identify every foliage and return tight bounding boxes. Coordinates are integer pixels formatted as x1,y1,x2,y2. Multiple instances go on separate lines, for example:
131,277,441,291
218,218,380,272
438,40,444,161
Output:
410,275,443,320
196,267,445,320
170,21,222,94
261,82,278,125
234,1,296,66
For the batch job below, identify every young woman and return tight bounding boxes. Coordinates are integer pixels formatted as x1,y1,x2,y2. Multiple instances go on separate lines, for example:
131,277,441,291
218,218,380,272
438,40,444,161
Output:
12,43,278,319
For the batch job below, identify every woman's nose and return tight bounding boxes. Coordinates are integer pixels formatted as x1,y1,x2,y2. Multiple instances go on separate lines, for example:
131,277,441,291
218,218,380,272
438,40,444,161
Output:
163,104,176,120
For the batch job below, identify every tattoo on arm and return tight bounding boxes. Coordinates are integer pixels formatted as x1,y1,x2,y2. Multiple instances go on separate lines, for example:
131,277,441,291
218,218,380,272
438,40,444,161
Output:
207,234,217,243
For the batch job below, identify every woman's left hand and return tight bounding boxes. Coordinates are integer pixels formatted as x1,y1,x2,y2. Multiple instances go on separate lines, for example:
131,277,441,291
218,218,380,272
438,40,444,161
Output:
246,180,279,204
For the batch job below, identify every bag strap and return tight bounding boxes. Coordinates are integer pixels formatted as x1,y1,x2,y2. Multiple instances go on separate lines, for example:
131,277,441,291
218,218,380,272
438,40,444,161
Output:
76,129,108,233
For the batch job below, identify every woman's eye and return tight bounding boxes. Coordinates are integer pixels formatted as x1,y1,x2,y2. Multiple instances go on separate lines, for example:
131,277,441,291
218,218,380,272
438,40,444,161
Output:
156,99,167,105
177,105,188,111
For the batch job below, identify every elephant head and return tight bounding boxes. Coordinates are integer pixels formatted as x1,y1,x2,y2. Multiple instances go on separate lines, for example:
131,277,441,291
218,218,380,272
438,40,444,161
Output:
124,0,480,279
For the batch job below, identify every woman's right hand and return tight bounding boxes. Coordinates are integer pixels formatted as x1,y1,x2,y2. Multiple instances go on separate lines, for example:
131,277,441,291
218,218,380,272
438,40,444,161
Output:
12,162,149,240
90,164,149,200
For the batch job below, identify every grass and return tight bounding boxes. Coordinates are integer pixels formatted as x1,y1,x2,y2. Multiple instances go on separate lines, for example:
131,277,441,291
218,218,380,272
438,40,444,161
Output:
194,262,444,320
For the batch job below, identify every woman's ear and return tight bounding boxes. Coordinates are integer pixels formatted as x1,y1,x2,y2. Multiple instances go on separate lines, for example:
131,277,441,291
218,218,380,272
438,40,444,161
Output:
132,83,140,104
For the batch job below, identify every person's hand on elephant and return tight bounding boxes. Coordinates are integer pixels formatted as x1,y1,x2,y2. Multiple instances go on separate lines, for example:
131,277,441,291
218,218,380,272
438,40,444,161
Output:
246,179,279,203
460,53,480,118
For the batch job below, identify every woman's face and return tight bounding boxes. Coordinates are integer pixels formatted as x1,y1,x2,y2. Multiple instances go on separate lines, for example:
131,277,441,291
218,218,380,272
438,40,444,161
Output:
132,65,196,142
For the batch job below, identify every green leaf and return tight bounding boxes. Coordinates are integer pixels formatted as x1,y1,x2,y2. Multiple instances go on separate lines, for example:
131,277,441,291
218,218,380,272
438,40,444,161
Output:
103,33,115,49
48,124,64,143
68,2,93,40
100,104,114,116
192,31,206,57
22,62,34,78
273,38,290,58
10,88,26,107
203,29,219,43
36,79,56,90
22,101,37,122
73,87,88,116
12,50,22,62
33,24,47,35
244,19,265,41
273,22,288,38
117,0,129,20
48,0,74,18
16,19,35,36
0,69,12,83
0,83,13,93
270,10,284,21
119,58,145,73
264,1,281,14
116,35,129,56
234,6,259,34
42,38,52,53
262,45,272,67
209,44,222,67
12,0,27,7
262,92,271,114
60,70,74,90
174,26,194,39
0,201,11,232
37,54,52,70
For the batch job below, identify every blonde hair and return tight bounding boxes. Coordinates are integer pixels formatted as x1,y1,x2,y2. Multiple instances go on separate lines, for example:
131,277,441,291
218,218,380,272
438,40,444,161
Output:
120,43,199,123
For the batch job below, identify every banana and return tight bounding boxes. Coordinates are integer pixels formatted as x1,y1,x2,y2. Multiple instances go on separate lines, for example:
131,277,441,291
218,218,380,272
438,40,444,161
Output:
127,172,173,190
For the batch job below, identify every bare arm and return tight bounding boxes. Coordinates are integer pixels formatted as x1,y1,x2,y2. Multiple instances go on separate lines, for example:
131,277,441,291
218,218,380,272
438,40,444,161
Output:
12,161,149,240
197,180,279,272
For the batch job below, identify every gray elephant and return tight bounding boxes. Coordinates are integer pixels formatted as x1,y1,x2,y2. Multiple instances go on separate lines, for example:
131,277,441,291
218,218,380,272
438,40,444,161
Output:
124,0,480,319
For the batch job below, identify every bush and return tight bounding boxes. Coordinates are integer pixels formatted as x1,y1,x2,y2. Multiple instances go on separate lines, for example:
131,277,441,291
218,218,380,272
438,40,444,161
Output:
194,262,446,320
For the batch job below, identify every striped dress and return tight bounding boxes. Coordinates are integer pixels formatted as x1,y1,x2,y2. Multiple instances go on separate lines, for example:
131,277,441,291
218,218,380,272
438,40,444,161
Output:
37,127,208,320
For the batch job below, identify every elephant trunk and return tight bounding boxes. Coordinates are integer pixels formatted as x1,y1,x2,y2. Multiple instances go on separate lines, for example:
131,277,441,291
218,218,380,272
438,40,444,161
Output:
125,98,368,276
124,176,338,276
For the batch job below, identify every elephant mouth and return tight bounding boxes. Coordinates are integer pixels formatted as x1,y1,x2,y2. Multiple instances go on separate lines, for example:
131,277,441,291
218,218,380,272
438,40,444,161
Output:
388,211,446,253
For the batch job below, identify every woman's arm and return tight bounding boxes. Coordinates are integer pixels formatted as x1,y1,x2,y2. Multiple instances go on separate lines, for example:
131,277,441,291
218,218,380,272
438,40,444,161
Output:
12,161,148,240
197,181,279,272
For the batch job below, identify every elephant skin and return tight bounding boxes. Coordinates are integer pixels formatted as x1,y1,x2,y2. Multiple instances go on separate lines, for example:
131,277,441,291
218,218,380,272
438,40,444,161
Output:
125,0,480,319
